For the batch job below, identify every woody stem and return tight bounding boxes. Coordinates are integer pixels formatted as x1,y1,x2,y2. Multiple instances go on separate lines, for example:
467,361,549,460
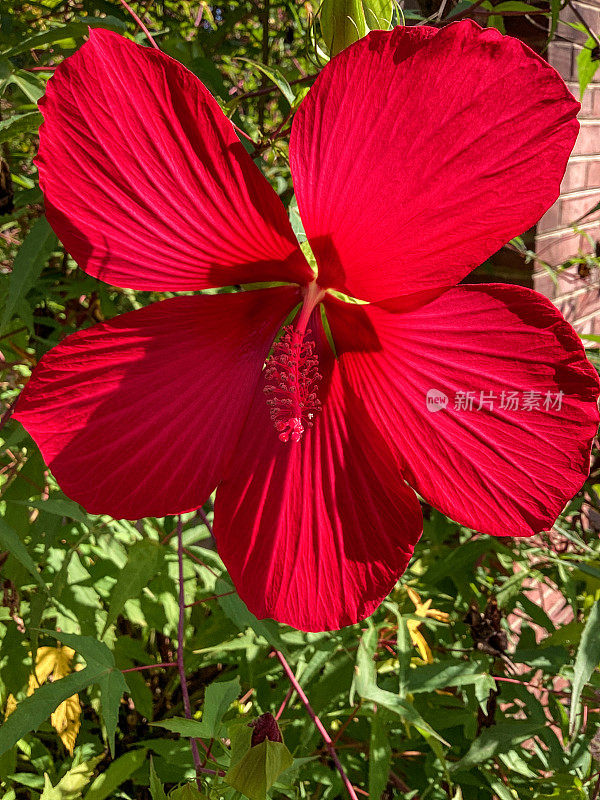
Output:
274,650,360,800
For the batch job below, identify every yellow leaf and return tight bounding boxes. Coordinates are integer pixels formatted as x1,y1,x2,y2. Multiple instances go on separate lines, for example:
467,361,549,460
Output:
4,693,17,719
25,645,82,754
407,587,450,623
406,588,450,664
407,619,433,664
51,693,82,756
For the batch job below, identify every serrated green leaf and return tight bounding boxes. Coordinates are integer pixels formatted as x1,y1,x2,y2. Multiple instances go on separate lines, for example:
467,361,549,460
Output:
216,578,288,654
1,215,57,331
201,677,240,737
354,628,448,745
578,38,600,98
24,497,89,524
369,710,392,799
151,717,211,738
102,539,163,635
450,721,544,773
235,58,295,105
9,70,46,103
168,784,207,799
0,111,43,143
569,600,600,735
0,517,46,590
1,17,127,57
149,756,168,800
39,630,129,756
40,756,104,800
84,749,147,800
0,666,101,756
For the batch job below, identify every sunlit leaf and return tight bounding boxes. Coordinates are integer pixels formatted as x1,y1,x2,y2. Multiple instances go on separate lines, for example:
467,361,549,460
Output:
569,600,600,735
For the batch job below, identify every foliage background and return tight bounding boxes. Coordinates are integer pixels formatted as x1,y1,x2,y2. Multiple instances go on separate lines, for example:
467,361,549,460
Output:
1,0,600,798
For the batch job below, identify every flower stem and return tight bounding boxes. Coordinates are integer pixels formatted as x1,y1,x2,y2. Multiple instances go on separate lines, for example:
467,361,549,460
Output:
177,516,206,791
274,650,360,800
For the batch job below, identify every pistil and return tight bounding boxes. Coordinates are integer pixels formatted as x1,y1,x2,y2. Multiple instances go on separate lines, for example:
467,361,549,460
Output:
263,281,326,443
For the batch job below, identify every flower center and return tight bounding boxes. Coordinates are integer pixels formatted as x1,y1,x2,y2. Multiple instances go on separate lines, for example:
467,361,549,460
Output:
263,280,326,443
263,325,322,442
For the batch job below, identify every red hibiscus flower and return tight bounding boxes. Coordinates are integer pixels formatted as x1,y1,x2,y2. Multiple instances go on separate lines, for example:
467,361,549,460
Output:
14,22,600,632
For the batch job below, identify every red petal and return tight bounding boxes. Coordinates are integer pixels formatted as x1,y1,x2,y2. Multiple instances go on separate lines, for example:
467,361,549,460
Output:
327,286,600,537
37,29,311,291
290,21,579,302
214,316,423,631
14,287,299,519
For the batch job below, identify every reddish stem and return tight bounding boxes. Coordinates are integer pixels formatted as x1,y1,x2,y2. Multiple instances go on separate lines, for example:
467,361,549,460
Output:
274,650,360,800
185,590,236,608
116,0,160,48
177,517,206,790
122,662,177,673
275,687,293,720
197,506,214,537
183,547,220,578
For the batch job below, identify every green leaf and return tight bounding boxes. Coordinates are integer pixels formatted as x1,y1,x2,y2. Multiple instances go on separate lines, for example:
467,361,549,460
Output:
0,517,46,590
151,717,211,738
40,756,104,800
149,757,168,800
578,38,600,98
354,628,449,745
569,600,600,735
39,630,129,757
102,539,163,635
9,71,46,103
226,724,294,800
24,497,89,524
153,678,239,739
0,111,43,143
362,0,393,29
216,578,288,654
320,0,367,56
549,0,561,39
1,215,57,331
1,17,127,57
168,784,207,799
0,667,102,756
235,58,295,105
450,721,544,773
201,677,241,737
84,749,147,800
369,710,392,799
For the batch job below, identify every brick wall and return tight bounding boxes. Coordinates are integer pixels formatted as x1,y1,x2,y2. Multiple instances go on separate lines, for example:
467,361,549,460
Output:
533,1,600,335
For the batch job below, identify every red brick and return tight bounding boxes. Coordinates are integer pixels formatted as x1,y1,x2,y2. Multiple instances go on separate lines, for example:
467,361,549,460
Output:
561,160,588,192
572,123,600,156
561,189,600,225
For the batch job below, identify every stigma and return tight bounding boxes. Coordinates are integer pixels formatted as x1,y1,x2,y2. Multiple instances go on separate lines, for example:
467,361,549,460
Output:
263,325,322,443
